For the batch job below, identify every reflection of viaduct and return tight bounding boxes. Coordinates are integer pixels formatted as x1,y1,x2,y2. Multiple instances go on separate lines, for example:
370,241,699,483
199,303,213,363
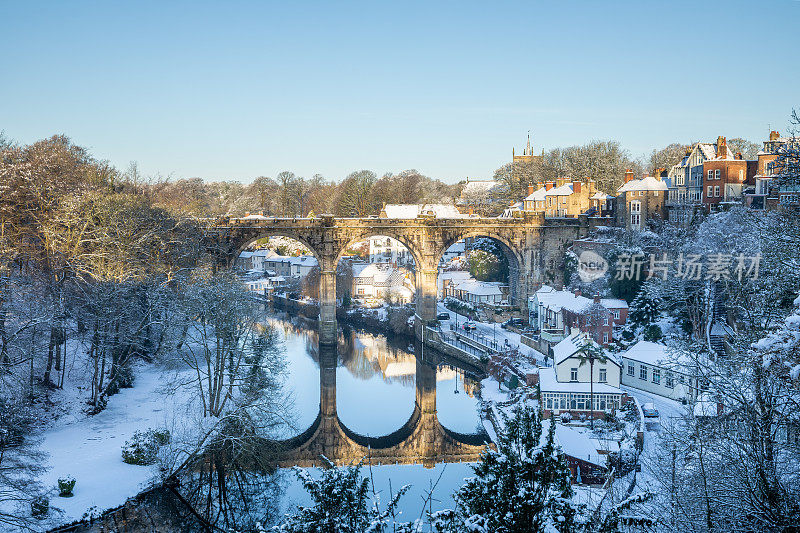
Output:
207,215,589,345
275,346,491,468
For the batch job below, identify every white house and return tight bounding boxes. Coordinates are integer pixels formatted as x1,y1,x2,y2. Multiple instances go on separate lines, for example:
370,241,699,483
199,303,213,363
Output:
619,341,699,402
538,332,626,420
443,278,505,305
251,252,318,278
368,236,414,267
352,263,415,303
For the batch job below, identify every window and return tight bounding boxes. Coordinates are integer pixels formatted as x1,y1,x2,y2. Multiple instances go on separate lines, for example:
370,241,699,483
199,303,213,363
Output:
639,191,644,196
654,190,658,196
714,185,720,197
707,170,713,180
640,365,647,380
707,185,713,197
630,201,641,228
570,368,578,381
628,363,635,376
604,316,609,325
739,169,744,180
599,368,607,383
666,372,674,388
613,310,620,320
715,169,721,180
603,332,609,343
653,368,661,384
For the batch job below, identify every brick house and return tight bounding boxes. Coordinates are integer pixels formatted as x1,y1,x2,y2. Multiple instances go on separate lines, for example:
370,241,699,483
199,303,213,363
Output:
530,286,628,347
523,178,598,217
615,171,667,230
700,136,758,213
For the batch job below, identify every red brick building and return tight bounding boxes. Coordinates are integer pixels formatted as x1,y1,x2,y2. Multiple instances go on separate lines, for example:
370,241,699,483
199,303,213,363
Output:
701,136,758,212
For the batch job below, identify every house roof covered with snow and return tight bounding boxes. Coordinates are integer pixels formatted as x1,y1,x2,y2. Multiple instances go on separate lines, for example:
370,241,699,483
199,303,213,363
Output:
535,285,593,314
620,341,690,370
524,186,547,201
543,420,605,467
552,332,616,367
545,183,574,197
599,298,628,309
617,175,668,193
538,367,623,395
453,280,503,296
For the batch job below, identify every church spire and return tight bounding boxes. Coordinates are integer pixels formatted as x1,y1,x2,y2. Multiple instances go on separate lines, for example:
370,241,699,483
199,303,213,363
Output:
526,130,531,156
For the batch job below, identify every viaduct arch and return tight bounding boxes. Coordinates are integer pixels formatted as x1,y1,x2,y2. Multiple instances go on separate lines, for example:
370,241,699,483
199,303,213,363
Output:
206,214,588,345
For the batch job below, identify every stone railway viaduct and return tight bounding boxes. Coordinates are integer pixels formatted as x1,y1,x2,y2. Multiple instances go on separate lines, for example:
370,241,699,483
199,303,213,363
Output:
206,213,589,345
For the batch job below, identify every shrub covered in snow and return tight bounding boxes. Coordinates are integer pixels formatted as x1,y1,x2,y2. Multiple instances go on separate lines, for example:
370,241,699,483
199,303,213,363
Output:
57,475,76,497
121,428,171,466
31,496,48,518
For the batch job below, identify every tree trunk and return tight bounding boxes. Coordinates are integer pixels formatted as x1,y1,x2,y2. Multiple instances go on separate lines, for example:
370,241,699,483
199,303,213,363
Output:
588,358,595,429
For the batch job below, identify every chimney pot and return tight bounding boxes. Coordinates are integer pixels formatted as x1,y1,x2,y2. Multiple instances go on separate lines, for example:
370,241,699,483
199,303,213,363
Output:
545,182,554,191
770,131,780,141
624,169,634,183
528,184,535,196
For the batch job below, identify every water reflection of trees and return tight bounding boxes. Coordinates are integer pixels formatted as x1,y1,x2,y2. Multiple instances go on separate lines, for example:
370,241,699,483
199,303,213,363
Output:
172,420,287,531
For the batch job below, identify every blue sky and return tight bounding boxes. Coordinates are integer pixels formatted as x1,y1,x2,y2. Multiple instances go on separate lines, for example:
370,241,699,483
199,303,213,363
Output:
2,1,798,184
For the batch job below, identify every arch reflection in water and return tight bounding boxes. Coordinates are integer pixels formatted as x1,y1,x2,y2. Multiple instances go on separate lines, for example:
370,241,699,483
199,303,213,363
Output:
278,343,491,469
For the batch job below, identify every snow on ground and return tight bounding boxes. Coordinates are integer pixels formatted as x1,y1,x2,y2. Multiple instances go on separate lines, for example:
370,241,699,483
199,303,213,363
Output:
31,363,198,527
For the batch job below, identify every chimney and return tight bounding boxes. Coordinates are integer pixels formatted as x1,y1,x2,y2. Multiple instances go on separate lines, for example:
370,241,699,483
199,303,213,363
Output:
244,212,251,217
528,184,535,196
572,180,581,194
624,169,634,183
573,288,581,298
770,130,780,141
717,136,727,157
545,181,554,191
468,207,474,215
736,152,743,160
593,295,601,304
655,167,666,177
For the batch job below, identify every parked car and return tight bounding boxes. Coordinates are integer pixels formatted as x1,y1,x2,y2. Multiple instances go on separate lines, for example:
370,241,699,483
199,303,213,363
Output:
501,317,525,329
462,322,477,331
437,312,451,321
642,402,659,418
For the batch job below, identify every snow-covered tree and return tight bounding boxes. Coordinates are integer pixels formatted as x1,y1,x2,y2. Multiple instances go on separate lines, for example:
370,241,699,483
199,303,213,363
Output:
434,404,580,532
274,457,411,533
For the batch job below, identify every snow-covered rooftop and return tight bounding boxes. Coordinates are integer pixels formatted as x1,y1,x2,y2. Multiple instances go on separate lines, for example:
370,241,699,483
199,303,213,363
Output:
543,420,605,467
620,340,690,369
617,175,668,193
552,332,613,366
524,186,547,201
545,183,574,197
538,367,623,395
453,279,503,296
599,298,628,309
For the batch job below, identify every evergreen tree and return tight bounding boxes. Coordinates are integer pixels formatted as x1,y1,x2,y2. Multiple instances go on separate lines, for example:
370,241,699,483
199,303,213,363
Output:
435,405,580,533
274,456,410,533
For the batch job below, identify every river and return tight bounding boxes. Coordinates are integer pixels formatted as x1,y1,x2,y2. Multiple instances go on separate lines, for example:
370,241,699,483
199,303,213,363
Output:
268,310,488,524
